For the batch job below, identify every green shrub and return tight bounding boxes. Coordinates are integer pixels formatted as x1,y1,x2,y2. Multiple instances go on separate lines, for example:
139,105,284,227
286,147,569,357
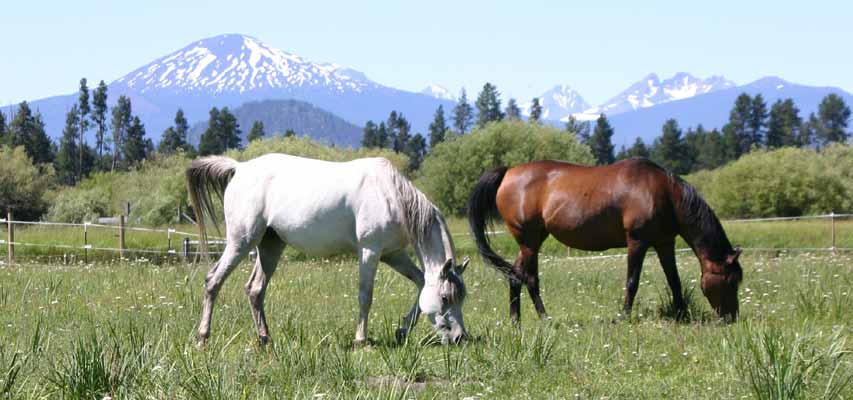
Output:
0,146,55,220
416,120,594,215
685,146,852,218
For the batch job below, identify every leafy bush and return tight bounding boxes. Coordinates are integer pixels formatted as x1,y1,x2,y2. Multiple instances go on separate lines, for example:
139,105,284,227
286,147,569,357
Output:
0,146,55,220
416,120,594,215
685,145,853,218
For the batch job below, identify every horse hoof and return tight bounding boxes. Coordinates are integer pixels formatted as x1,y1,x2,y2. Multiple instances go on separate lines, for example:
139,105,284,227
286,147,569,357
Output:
258,335,271,346
352,338,374,348
395,328,408,343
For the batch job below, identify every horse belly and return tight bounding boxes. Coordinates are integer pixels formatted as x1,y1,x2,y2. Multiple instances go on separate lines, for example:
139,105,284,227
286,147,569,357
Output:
270,209,358,257
547,217,627,251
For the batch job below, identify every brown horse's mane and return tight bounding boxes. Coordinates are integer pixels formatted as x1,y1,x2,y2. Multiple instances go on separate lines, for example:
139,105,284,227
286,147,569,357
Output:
668,172,734,262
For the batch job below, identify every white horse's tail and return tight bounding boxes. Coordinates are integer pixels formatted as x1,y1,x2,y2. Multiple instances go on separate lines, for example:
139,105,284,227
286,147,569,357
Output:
186,156,238,257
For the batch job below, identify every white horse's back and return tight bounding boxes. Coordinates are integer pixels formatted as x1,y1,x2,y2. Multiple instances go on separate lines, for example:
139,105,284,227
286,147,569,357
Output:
225,154,407,256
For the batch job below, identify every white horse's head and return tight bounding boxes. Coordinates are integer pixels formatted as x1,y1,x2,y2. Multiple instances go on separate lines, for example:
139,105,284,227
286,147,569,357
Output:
419,258,469,344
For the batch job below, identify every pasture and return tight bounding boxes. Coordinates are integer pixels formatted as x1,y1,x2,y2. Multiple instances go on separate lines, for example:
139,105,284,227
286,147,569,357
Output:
1,227,851,398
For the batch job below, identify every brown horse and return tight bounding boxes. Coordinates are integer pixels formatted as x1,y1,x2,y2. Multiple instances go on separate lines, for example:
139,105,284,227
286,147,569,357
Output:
467,158,742,323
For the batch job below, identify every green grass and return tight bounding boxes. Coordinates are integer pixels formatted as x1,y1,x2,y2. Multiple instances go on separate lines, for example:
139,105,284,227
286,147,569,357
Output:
0,249,850,398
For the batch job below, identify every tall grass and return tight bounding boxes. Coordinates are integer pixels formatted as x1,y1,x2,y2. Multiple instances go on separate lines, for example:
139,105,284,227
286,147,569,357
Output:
731,324,851,400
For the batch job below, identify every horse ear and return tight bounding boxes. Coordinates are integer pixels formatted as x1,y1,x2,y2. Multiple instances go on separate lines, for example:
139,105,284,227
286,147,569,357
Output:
727,246,742,264
456,257,470,275
441,259,453,278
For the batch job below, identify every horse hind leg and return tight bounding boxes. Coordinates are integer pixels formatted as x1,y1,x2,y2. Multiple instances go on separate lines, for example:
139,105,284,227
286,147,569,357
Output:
196,225,262,347
354,247,381,345
245,229,286,345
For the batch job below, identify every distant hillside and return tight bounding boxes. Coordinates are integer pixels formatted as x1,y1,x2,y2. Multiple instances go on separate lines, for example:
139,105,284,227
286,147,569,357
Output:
187,99,363,147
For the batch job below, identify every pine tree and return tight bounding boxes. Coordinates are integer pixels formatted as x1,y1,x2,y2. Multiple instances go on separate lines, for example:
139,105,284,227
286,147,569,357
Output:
451,89,474,134
0,111,7,145
475,83,504,127
158,109,192,155
766,99,802,148
589,114,615,165
91,80,109,163
800,113,818,147
110,96,132,170
55,105,81,185
565,115,591,144
123,116,147,167
284,129,297,138
376,122,389,148
361,120,378,148
386,111,399,151
428,105,448,148
198,107,241,155
405,133,427,171
617,137,650,160
814,93,851,146
8,101,54,164
393,114,411,153
683,125,725,171
723,93,753,158
199,107,222,156
747,94,768,147
651,119,690,174
247,121,265,142
77,78,91,179
219,107,242,150
505,99,521,120
529,98,542,123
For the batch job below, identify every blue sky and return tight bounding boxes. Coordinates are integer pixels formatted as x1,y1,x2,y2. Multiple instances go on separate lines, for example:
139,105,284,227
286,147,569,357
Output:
1,0,851,106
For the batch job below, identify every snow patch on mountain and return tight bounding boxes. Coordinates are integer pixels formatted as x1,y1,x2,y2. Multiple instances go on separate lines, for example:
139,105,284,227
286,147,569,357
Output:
420,84,455,101
116,34,376,94
523,85,591,120
573,72,736,120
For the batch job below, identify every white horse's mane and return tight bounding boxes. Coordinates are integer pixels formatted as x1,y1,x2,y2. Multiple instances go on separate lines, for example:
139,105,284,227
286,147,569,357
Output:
378,161,455,260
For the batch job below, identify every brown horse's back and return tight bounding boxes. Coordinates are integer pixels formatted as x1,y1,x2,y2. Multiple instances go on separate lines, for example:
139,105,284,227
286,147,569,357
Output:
495,158,679,251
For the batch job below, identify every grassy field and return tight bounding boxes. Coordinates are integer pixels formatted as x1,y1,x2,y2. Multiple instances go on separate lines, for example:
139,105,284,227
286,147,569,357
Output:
0,247,850,398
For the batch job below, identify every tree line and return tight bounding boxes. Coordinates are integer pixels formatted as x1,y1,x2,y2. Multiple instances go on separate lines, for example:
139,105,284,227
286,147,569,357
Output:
610,93,850,174
360,82,545,171
0,77,284,188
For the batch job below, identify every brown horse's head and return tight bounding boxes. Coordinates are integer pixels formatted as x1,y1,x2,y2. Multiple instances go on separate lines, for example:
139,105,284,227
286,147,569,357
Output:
700,246,743,321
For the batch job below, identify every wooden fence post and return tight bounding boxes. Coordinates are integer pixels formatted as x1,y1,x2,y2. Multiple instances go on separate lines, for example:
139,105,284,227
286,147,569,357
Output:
119,215,126,259
830,212,837,255
5,209,12,266
182,237,190,261
83,222,89,264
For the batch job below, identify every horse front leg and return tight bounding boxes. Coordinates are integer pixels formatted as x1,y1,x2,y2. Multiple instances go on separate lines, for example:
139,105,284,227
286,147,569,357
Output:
655,242,687,319
380,251,425,342
622,239,649,318
354,247,380,345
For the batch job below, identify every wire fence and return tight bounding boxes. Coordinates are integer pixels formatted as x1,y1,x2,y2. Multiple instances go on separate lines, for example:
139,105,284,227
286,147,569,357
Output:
0,211,851,265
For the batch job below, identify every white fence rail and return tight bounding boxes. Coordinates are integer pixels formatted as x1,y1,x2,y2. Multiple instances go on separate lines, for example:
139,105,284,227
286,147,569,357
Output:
0,211,850,265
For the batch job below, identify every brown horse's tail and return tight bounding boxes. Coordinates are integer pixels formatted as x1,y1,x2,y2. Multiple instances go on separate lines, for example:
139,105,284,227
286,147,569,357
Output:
467,166,519,283
186,156,238,257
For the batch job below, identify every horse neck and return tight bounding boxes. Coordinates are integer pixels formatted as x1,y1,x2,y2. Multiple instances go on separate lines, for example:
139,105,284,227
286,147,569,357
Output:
673,183,733,263
412,214,455,280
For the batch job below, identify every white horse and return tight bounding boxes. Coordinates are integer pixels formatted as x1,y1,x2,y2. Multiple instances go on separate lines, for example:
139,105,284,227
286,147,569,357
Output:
187,154,468,346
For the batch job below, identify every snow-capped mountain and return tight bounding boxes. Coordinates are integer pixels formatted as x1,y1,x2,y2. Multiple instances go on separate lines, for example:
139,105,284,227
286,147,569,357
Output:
607,76,853,147
577,72,736,119
522,85,591,120
116,34,376,95
420,84,455,101
11,34,453,145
